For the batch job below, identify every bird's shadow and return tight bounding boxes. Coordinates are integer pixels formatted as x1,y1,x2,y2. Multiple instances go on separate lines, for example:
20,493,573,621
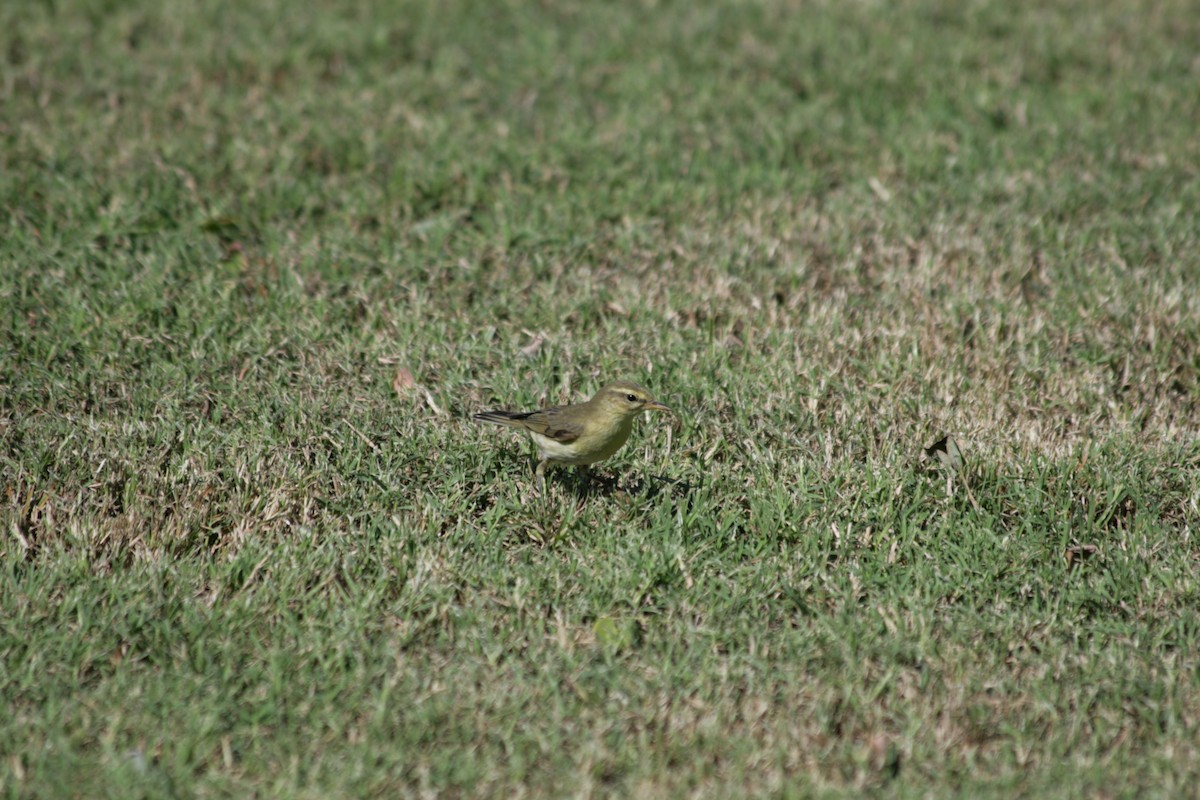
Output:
486,452,698,504
565,468,700,503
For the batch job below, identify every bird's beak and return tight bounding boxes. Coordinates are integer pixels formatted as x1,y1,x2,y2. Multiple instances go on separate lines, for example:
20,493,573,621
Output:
644,400,672,413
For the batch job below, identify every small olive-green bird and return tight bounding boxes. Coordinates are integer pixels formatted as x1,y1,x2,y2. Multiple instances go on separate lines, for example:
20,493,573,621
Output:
473,381,671,487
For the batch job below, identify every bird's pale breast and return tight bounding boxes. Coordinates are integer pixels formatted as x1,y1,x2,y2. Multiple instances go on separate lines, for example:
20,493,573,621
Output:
530,415,634,465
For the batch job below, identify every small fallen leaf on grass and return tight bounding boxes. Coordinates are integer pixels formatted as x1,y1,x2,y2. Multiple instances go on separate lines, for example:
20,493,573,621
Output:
925,435,965,471
393,367,417,397
391,366,445,416
519,333,546,358
868,175,892,203
1065,544,1099,569
868,732,902,779
604,301,627,317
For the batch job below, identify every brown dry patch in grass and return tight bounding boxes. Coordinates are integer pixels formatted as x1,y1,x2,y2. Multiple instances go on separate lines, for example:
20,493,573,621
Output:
564,202,1200,461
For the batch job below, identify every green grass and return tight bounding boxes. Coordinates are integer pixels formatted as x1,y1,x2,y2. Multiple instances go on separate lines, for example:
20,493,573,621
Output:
3,0,1199,796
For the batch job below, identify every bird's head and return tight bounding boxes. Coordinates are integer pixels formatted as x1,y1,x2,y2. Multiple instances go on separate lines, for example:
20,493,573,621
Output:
593,381,671,419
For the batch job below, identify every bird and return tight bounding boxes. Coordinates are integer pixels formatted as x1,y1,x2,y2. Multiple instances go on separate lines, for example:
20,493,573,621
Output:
473,380,671,488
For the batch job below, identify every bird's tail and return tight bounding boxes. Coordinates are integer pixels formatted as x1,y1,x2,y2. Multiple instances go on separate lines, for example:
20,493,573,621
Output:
473,410,534,429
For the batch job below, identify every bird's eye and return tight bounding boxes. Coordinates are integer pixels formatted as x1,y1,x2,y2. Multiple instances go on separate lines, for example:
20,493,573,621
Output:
626,393,638,402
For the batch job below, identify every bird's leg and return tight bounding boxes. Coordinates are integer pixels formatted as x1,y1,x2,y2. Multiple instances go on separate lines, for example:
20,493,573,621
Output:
577,464,591,493
535,458,548,492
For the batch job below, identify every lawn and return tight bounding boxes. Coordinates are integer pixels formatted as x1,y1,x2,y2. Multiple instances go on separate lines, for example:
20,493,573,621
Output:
2,0,1199,796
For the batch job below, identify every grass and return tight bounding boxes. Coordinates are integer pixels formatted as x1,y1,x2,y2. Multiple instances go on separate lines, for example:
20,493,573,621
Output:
3,0,1199,796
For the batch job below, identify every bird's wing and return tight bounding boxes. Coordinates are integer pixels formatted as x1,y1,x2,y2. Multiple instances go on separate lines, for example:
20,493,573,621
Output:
514,406,583,443
474,406,583,443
